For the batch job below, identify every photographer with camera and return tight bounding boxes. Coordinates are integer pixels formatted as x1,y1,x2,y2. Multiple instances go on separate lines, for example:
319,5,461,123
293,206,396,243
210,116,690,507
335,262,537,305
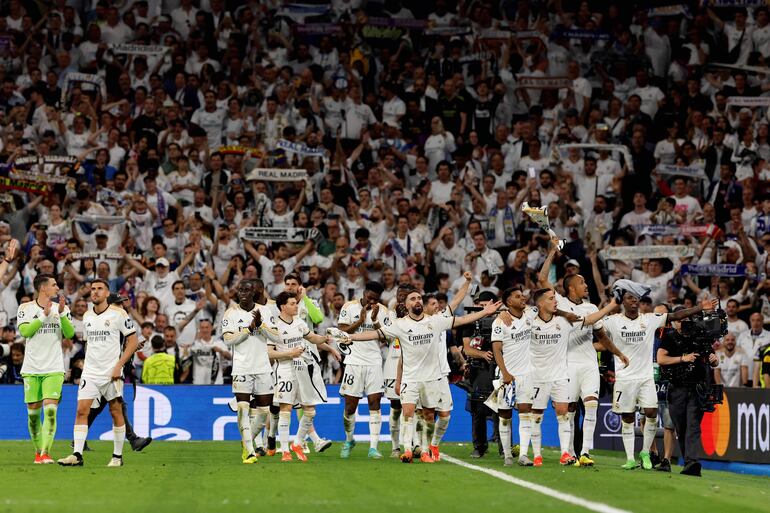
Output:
461,291,499,458
657,302,722,477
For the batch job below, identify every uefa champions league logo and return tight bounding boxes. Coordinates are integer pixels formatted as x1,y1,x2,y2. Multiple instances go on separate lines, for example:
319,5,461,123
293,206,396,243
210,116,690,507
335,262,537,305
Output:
603,409,621,433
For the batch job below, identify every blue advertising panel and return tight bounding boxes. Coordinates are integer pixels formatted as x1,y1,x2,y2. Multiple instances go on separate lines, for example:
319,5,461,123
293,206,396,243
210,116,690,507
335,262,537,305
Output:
0,385,559,445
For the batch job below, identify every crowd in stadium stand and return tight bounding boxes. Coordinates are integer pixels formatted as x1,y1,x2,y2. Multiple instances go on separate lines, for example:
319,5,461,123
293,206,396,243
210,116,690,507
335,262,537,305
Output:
0,0,768,389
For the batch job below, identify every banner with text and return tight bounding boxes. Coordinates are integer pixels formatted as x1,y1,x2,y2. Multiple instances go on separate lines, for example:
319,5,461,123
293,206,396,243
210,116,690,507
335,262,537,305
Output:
245,168,308,182
0,385,561,445
599,245,695,260
239,226,320,243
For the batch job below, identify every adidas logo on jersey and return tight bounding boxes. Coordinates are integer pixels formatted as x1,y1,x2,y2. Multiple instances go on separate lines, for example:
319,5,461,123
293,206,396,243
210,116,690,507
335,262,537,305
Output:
407,329,413,333
622,326,627,329
282,331,288,335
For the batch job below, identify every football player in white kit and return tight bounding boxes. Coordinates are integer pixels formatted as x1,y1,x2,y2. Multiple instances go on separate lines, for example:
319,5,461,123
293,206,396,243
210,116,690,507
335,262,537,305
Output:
538,240,629,466
282,275,336,454
603,289,715,470
381,285,413,458
346,290,502,463
266,291,333,462
528,288,617,467
337,281,389,460
221,280,276,464
420,271,474,462
58,280,138,467
491,285,536,467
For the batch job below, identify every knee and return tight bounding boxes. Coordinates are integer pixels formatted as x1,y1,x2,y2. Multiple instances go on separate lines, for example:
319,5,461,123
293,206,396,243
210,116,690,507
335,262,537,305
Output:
303,406,316,418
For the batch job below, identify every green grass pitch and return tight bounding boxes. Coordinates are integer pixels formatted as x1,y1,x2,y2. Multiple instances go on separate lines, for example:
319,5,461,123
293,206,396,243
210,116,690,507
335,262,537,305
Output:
1,442,768,513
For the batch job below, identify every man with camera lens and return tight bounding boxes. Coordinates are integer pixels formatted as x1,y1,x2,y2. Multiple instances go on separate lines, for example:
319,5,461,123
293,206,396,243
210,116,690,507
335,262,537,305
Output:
656,303,721,477
461,291,500,458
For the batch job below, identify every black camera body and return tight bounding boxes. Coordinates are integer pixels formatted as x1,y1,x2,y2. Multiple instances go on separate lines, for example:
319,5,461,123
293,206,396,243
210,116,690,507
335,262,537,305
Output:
664,309,727,411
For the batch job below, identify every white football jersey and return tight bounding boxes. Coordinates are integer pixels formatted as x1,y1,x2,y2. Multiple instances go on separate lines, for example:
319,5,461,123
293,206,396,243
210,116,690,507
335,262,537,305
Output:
190,337,228,384
382,337,401,379
17,301,70,375
221,304,273,376
603,312,668,381
556,293,602,367
270,315,311,373
82,305,136,384
268,297,322,361
380,313,453,382
491,309,535,376
530,314,580,382
338,300,389,366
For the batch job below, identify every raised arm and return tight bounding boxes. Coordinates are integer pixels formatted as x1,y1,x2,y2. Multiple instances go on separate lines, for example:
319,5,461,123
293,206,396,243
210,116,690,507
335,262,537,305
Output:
667,297,717,323
538,236,560,289
449,271,474,312
582,298,619,326
454,301,503,328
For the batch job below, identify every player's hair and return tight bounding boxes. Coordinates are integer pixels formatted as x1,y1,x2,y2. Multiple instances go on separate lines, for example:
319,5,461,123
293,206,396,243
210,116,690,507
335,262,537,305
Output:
33,274,55,292
563,274,581,295
501,285,523,305
91,278,109,289
365,281,384,295
172,280,185,290
284,274,301,284
275,291,295,309
532,288,552,304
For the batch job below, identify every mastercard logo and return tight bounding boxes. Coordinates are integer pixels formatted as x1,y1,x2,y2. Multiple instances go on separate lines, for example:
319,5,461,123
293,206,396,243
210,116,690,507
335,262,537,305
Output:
701,392,730,457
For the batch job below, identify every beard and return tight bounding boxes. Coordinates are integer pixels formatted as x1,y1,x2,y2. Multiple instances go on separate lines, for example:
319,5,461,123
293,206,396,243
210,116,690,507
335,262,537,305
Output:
411,304,424,316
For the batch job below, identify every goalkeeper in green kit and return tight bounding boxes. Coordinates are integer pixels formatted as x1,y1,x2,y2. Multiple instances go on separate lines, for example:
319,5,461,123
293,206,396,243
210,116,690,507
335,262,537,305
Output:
17,262,75,464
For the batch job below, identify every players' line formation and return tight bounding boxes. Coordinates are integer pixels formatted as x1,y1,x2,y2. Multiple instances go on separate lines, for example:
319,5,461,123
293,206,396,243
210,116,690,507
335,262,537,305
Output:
18,238,717,469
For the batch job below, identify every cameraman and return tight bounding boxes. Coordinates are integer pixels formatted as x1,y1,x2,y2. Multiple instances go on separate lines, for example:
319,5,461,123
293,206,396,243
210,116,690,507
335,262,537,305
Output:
461,291,499,458
657,305,719,477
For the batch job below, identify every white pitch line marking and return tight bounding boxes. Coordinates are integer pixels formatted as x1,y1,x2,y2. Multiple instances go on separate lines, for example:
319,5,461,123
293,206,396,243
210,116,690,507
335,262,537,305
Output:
442,454,633,513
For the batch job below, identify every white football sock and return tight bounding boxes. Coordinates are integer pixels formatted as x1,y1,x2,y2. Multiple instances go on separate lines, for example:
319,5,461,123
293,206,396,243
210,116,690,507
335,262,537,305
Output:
531,413,544,457
416,414,425,447
73,424,88,455
643,416,657,452
567,411,576,456
294,410,314,446
113,425,126,457
343,412,355,442
236,402,253,455
250,407,269,448
518,413,532,459
622,420,635,461
268,411,279,438
390,408,401,450
402,415,415,451
557,414,572,455
308,428,322,444
499,417,512,458
369,410,381,450
278,411,291,452
582,401,598,455
424,418,434,449
431,415,450,447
